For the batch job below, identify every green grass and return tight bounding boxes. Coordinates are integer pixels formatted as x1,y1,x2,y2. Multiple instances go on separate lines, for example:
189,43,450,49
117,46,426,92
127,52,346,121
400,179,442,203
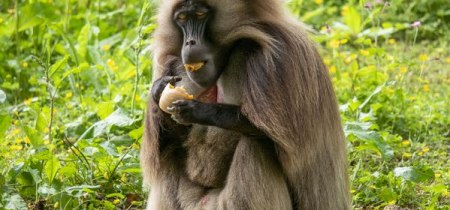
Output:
0,0,449,209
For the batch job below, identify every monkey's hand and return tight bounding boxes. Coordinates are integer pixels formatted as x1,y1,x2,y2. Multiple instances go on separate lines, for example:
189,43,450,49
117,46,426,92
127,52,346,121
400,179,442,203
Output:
168,100,266,137
151,76,182,104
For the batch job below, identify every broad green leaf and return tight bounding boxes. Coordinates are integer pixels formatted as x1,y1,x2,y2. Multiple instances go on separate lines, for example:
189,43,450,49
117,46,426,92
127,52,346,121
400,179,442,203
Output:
44,156,60,185
345,124,394,160
60,164,77,178
377,188,398,202
65,185,100,194
23,125,44,148
5,194,27,210
35,112,48,132
79,109,137,139
77,23,91,62
106,193,125,199
97,101,115,119
0,113,11,139
0,89,6,103
345,7,362,34
359,82,395,109
49,56,69,77
38,185,57,196
100,141,120,157
393,166,434,183
129,125,144,140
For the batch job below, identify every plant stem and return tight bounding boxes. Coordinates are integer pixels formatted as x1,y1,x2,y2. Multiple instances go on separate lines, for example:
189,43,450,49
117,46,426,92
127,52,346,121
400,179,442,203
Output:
413,27,419,47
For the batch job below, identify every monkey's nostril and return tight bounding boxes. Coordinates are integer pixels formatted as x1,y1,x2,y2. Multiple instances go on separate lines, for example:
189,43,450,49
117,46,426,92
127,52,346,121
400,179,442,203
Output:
186,40,196,46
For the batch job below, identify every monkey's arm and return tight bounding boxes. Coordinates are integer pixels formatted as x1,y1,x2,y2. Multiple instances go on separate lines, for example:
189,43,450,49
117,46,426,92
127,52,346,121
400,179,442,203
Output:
169,100,266,137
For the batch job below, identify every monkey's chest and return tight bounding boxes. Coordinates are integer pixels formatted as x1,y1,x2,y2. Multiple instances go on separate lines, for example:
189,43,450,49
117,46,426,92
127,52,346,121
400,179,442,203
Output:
183,125,241,188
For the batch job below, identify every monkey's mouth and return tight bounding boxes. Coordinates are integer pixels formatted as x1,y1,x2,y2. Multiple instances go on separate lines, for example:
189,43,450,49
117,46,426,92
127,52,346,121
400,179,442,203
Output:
184,61,205,72
197,85,217,102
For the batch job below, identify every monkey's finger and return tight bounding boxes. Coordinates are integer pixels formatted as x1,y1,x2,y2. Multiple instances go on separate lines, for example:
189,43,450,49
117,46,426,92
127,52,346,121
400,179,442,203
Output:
162,76,182,85
167,106,180,114
172,100,189,106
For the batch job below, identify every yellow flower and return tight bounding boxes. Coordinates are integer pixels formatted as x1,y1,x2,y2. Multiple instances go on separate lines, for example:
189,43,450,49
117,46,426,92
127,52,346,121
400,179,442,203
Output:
13,145,23,151
408,96,416,101
400,67,407,73
389,39,395,44
401,140,410,146
324,59,331,65
445,57,450,63
386,55,394,61
444,190,449,196
135,95,141,102
330,39,340,48
419,54,429,62
75,83,80,88
434,92,440,97
417,152,423,156
24,137,31,144
314,0,323,5
22,62,29,68
112,66,119,72
102,45,111,51
360,50,370,56
329,66,337,74
423,85,430,92
121,174,128,183
340,39,348,44
341,6,349,16
388,200,396,205
113,199,120,204
435,173,441,178
350,54,358,60
44,140,50,145
65,92,73,98
127,71,136,79
104,172,109,179
402,153,412,158
68,104,73,109
15,139,23,144
24,98,33,105
53,109,57,114
14,120,19,125
422,147,430,153
345,57,352,64
44,127,50,134
12,129,21,135
386,88,394,93
106,59,116,67
332,77,337,82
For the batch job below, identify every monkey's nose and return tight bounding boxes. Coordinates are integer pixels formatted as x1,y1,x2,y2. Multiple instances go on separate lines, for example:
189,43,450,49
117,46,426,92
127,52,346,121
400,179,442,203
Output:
186,39,197,46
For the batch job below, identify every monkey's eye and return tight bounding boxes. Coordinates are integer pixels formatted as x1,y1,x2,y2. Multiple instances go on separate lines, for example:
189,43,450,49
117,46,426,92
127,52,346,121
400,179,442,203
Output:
177,13,187,20
195,11,206,18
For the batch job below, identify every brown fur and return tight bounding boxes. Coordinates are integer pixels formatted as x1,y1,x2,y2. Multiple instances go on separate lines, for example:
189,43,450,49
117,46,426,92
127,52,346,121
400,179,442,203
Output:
141,0,350,209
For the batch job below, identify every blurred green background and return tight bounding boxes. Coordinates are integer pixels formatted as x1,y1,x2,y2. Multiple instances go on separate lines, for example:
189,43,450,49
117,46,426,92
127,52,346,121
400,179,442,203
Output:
0,0,449,209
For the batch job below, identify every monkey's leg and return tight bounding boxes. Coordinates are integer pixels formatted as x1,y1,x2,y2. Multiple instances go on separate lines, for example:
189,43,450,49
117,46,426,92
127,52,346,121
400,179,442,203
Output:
204,139,292,210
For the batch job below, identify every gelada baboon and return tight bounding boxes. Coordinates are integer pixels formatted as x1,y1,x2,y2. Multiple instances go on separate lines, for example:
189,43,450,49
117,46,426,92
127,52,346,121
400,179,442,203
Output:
141,0,350,209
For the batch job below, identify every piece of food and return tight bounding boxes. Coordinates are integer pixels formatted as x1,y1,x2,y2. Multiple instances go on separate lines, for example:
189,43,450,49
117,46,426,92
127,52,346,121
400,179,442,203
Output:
159,83,194,114
184,62,205,72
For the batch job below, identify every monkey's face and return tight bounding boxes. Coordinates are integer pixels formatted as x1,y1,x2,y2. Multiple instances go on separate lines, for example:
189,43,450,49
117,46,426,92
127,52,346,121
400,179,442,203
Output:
173,1,222,88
